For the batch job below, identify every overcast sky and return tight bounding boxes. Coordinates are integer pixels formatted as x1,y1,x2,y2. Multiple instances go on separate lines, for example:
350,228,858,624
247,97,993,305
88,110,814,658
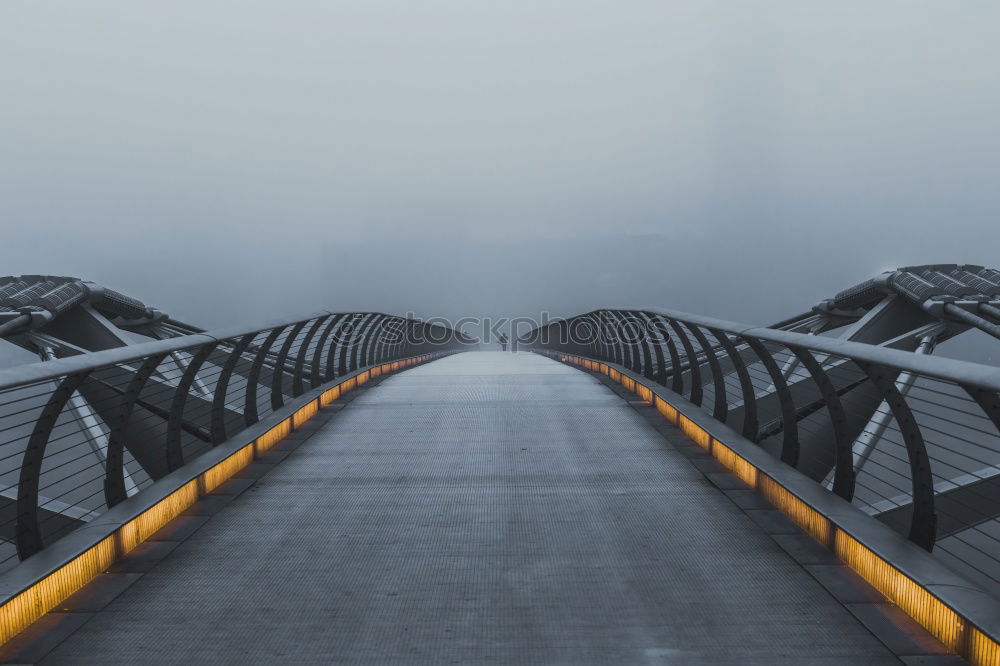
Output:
2,1,998,332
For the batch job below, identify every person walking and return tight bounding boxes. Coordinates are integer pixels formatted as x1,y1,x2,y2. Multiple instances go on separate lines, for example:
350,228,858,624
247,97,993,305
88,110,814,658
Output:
498,333,508,351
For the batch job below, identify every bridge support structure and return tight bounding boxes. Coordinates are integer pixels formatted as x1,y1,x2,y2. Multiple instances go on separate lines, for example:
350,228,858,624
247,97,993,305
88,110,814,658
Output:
0,305,474,646
0,350,453,645
525,342,1000,666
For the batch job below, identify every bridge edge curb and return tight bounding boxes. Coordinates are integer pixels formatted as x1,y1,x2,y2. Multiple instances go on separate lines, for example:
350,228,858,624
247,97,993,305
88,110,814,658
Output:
0,352,450,647
545,350,1000,666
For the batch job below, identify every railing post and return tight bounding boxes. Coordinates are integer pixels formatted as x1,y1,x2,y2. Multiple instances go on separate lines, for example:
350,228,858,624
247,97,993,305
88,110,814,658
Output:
857,361,937,551
329,315,358,378
345,314,376,372
381,317,400,363
166,341,219,472
790,348,855,501
597,311,620,365
707,328,757,439
637,313,666,385
689,325,728,422
17,371,91,559
584,313,605,361
612,312,639,373
668,320,702,406
743,337,798,465
293,315,331,397
337,314,370,376
312,313,348,387
622,312,651,376
399,320,417,359
612,312,637,370
647,314,683,393
210,334,256,445
245,325,287,427
270,320,309,411
106,352,169,507
408,321,425,357
358,315,387,368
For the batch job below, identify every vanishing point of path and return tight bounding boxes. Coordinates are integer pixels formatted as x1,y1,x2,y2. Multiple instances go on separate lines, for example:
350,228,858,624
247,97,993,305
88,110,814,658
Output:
39,352,898,664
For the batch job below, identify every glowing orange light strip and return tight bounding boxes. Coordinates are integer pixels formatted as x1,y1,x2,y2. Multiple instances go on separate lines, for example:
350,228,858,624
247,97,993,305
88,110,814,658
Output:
0,353,440,646
556,353,999,666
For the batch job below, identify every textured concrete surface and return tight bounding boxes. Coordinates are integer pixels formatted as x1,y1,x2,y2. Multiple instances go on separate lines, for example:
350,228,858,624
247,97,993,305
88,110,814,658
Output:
38,352,900,664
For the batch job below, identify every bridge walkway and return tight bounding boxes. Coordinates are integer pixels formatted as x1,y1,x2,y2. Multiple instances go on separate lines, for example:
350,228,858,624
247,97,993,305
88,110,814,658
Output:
15,352,934,664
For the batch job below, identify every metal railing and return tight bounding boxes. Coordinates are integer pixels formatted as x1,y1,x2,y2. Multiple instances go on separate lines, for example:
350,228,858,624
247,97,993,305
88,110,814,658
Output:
0,311,472,573
519,308,1000,600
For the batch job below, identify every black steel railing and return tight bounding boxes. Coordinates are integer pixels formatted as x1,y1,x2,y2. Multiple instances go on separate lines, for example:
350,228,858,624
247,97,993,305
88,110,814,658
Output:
0,311,473,572
518,308,1000,600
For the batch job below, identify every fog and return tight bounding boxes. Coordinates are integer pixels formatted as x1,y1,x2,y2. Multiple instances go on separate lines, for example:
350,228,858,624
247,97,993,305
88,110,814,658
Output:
2,1,998,331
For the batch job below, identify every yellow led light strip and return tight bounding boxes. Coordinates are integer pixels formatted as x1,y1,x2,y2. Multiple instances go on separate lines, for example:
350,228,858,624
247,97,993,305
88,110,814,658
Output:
0,535,117,644
0,353,439,647
678,414,711,450
654,396,678,425
292,400,318,429
319,385,341,406
559,352,1000,666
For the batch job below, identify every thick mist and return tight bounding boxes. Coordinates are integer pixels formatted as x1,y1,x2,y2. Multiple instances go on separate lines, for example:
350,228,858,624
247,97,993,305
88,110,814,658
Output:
2,2,998,333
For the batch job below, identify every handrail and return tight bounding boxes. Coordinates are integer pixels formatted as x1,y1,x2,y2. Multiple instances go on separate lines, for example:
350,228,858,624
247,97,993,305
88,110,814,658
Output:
639,306,1000,392
0,310,463,391
519,307,1000,606
536,307,1000,392
0,310,473,576
543,349,1000,666
0,348,451,647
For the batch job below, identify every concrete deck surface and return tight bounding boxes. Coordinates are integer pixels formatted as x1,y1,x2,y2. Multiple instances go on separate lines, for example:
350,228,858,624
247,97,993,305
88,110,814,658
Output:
35,352,902,664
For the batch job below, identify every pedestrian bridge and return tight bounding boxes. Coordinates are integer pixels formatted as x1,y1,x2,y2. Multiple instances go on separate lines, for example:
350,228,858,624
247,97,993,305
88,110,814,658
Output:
8,352,915,664
0,269,999,664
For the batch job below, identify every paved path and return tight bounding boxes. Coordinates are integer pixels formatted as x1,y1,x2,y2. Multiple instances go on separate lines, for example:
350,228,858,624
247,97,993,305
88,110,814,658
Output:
40,352,897,664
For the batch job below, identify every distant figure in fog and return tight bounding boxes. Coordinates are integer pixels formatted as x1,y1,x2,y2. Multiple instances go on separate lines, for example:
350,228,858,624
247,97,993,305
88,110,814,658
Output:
498,333,508,351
